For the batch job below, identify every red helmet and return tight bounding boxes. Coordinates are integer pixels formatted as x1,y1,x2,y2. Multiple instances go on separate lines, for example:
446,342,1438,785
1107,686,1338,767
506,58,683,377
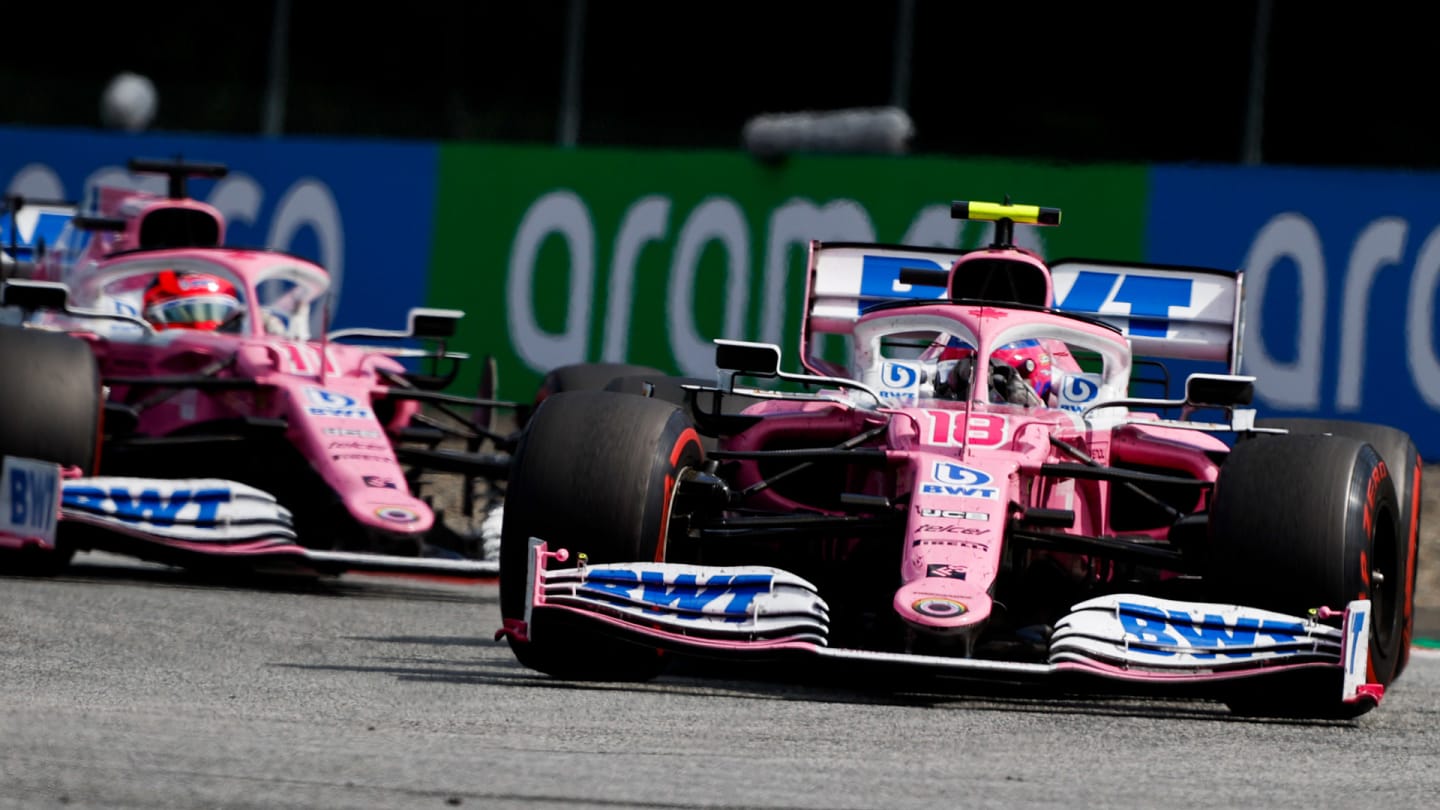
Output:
143,270,242,331
935,336,1053,405
991,339,1054,401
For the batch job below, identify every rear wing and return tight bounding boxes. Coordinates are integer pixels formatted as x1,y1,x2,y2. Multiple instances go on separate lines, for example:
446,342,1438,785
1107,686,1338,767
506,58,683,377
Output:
1050,259,1244,373
799,240,966,376
1,198,78,268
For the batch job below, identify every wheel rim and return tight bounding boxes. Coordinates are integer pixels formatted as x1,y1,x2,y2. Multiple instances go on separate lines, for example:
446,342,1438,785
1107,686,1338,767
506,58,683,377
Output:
1370,503,1401,650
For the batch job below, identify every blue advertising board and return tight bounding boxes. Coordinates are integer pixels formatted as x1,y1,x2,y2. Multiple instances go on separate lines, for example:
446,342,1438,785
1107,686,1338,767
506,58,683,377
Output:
1148,164,1440,457
8,123,1440,458
0,126,439,332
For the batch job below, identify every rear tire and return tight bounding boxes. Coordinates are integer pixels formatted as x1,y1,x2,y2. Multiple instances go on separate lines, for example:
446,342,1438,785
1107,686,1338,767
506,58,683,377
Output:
1209,433,1405,717
602,373,765,451
499,389,705,680
525,362,665,424
0,325,102,574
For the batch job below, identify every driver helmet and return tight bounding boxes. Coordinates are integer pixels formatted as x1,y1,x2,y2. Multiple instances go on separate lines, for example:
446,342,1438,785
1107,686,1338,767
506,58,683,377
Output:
142,269,242,331
933,336,1054,405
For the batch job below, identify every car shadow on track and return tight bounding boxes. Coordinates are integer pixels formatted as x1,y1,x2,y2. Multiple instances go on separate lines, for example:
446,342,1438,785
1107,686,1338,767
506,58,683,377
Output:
276,635,1367,729
5,555,497,605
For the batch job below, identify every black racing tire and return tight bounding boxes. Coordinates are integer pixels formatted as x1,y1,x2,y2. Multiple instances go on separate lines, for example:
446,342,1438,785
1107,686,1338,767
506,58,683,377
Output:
602,373,763,413
527,362,665,418
1209,433,1405,718
499,389,705,681
602,373,712,403
602,373,766,451
1252,418,1421,679
0,325,103,575
0,325,101,473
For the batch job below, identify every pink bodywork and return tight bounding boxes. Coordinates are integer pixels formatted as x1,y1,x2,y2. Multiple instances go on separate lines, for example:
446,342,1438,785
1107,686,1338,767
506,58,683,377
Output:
718,268,1232,640
495,233,1380,705
26,184,435,542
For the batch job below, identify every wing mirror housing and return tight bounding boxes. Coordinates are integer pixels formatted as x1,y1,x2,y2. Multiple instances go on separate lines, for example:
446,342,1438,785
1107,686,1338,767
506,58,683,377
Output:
715,339,781,379
2,279,70,311
712,338,883,405
1185,373,1255,408
408,307,463,340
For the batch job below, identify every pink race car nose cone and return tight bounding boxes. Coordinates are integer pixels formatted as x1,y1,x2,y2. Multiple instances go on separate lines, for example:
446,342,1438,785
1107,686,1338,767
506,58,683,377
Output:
893,580,992,634
350,493,434,535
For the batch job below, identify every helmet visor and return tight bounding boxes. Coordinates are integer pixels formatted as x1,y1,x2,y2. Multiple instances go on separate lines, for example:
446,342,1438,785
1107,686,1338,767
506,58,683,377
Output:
146,294,242,326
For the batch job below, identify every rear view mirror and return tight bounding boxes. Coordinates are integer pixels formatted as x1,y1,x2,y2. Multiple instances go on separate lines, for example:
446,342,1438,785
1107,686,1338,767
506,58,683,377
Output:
2,279,70,311
408,308,463,340
1185,373,1255,408
715,339,781,378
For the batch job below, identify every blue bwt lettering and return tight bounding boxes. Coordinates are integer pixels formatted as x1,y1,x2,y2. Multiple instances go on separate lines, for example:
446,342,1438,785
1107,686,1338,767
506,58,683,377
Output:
580,569,774,617
858,255,948,309
9,467,57,533
1057,271,1194,337
9,470,25,526
62,486,232,527
1118,602,1308,659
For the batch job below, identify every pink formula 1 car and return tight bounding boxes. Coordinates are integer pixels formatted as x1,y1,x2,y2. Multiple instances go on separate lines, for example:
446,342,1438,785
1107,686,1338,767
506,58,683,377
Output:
496,200,1420,719
0,158,514,579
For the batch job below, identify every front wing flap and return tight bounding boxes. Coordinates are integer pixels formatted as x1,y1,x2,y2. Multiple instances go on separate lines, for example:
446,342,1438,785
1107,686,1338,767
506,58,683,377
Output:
535,553,831,647
1050,595,1345,672
2,455,498,579
507,539,1382,708
61,476,298,543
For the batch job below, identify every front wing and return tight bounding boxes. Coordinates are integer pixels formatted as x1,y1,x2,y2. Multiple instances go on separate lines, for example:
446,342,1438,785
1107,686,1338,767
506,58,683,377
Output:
500,538,1383,709
1,455,497,579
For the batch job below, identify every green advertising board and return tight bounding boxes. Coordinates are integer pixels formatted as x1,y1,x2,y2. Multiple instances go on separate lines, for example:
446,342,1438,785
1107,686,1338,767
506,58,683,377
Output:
427,144,1148,401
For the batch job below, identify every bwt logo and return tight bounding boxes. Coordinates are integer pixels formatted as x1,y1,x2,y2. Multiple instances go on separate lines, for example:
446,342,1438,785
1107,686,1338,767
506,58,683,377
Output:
6,462,58,535
1059,375,1100,412
882,361,919,389
921,461,998,499
62,486,234,527
880,361,921,403
1117,602,1307,659
1057,271,1194,338
305,387,359,408
0,208,73,259
859,255,948,302
578,569,774,619
931,462,991,487
303,386,373,419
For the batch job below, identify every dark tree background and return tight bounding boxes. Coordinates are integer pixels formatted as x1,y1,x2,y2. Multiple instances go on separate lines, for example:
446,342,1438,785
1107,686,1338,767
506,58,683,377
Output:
0,1,1430,170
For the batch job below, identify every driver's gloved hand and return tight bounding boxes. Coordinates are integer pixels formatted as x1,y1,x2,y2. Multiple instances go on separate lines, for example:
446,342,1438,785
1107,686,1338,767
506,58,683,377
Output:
990,360,1038,406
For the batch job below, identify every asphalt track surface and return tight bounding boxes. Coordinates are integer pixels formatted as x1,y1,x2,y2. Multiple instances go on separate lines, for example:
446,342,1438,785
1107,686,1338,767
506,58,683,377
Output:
2,552,1437,810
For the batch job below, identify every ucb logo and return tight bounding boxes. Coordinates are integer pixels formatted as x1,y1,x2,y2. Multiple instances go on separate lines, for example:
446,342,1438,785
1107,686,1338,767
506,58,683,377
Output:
931,462,991,487
1057,271,1193,338
882,361,919,389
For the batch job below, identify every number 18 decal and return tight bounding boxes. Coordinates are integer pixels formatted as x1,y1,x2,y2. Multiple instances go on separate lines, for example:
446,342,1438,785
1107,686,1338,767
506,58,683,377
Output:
922,410,1006,447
